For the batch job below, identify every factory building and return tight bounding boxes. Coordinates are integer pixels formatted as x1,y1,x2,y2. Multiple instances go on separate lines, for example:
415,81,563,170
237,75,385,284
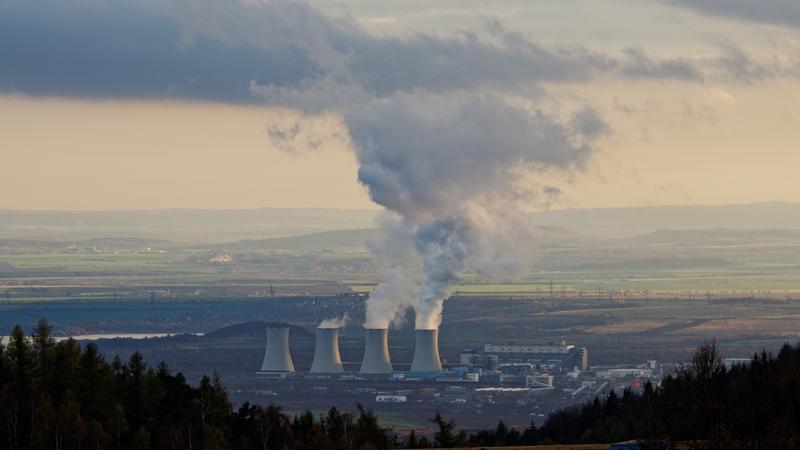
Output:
376,395,407,403
458,349,498,371
596,368,653,379
526,374,554,388
482,342,583,372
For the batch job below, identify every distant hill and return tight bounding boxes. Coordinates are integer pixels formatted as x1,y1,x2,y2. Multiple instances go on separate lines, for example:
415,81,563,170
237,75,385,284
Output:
199,225,595,253
0,208,379,243
530,225,599,246
80,237,171,248
201,229,379,252
5,202,800,242
0,237,171,253
529,202,800,238
629,228,800,245
204,321,314,339
0,239,64,252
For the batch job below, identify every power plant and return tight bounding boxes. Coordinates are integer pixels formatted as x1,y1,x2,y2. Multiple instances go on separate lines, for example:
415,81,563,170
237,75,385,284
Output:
360,328,393,374
310,327,344,373
410,328,443,372
258,326,444,374
260,326,295,372
256,321,593,393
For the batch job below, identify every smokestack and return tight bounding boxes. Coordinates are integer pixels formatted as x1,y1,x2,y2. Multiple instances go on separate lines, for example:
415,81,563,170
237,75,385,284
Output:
260,326,295,372
360,328,393,374
310,327,344,373
410,329,442,372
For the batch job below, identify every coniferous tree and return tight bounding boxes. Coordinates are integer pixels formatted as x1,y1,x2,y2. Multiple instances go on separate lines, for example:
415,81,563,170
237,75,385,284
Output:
2,321,800,449
431,412,466,448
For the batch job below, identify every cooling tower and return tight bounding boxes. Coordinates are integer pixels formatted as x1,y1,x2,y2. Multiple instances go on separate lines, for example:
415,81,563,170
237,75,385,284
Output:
410,328,443,372
260,326,295,372
310,327,344,373
360,328,393,374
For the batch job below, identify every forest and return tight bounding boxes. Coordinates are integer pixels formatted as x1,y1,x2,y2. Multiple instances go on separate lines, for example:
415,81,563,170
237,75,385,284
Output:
1,320,800,449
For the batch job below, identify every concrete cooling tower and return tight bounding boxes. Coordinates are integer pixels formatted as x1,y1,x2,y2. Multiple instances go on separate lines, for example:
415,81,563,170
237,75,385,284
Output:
360,328,393,374
260,326,295,372
410,329,443,372
310,327,344,373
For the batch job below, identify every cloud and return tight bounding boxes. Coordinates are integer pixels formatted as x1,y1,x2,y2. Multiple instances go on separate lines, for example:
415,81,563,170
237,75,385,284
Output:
0,0,320,101
668,0,800,28
0,0,726,103
616,47,704,81
713,45,778,84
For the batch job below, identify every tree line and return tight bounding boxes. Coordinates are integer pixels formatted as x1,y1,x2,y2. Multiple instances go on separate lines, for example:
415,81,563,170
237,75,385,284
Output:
511,340,800,449
2,320,800,449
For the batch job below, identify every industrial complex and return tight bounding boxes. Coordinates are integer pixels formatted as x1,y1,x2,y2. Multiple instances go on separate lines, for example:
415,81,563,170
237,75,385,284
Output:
254,324,667,425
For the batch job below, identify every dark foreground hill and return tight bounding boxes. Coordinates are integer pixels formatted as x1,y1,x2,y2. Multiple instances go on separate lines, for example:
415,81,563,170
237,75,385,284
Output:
2,319,800,449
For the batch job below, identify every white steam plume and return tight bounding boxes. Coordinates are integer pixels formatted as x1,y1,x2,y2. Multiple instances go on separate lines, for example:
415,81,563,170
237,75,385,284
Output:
241,3,608,331
348,93,604,329
363,213,422,329
267,92,605,330
363,267,419,329
319,313,349,329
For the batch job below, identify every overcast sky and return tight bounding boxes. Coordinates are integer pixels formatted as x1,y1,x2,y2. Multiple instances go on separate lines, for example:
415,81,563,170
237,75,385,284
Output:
2,0,800,210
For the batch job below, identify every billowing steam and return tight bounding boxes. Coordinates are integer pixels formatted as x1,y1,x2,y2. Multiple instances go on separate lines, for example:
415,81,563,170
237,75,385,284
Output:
348,93,604,329
244,3,607,330
363,267,418,329
266,92,605,330
319,313,349,329
362,213,421,329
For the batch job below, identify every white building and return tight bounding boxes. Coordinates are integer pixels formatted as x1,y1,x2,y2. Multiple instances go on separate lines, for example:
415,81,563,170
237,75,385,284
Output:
376,395,407,403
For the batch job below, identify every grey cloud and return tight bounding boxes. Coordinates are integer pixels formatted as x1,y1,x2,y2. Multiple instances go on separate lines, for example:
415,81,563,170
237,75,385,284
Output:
714,45,778,84
1,0,720,102
167,2,595,94
569,107,611,140
617,47,704,82
669,0,800,27
0,0,320,102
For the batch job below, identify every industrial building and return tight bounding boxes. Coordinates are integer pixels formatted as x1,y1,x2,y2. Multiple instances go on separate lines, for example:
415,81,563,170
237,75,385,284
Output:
479,342,588,372
255,324,601,395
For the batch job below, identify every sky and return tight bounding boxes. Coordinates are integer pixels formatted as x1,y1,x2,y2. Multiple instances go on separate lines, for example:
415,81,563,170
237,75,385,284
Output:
2,0,800,211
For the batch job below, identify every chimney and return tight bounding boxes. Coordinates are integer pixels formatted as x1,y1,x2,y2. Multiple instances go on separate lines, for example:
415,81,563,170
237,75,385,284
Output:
410,328,442,372
260,326,295,372
360,328,393,374
310,327,344,373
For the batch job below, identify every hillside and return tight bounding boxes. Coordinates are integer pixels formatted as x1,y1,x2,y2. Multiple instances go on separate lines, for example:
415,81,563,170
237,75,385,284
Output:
0,208,379,242
4,203,800,242
200,229,380,252
529,202,800,238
